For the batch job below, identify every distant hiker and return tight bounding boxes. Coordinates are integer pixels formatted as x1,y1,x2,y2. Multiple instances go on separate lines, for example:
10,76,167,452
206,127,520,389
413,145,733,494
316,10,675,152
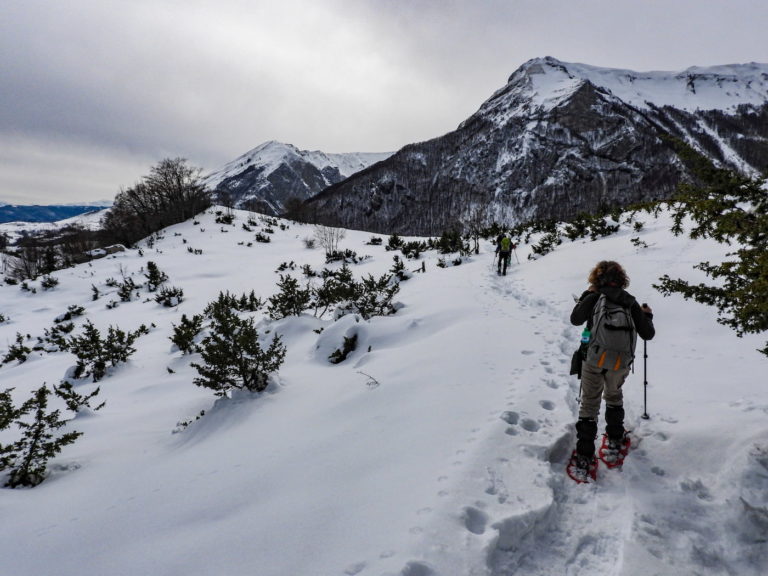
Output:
567,260,655,482
495,232,516,275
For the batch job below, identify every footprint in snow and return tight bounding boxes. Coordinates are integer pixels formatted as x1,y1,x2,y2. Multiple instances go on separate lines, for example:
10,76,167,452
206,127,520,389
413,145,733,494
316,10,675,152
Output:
543,379,560,389
501,411,519,425
520,418,541,432
344,561,367,575
462,506,489,535
539,400,555,411
400,561,435,576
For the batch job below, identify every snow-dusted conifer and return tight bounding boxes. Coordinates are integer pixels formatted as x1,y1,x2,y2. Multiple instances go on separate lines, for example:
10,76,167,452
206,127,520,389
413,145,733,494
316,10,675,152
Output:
170,313,203,354
2,333,32,365
267,275,311,319
68,320,148,382
3,385,82,488
192,305,286,396
144,261,168,292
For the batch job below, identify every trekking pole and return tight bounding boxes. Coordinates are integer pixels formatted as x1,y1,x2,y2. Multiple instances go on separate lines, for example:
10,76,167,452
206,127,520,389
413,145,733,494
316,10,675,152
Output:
513,247,520,264
641,339,650,420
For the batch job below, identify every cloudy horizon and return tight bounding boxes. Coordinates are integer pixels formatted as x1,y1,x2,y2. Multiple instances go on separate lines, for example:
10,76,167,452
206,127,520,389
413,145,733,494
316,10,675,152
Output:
2,0,767,205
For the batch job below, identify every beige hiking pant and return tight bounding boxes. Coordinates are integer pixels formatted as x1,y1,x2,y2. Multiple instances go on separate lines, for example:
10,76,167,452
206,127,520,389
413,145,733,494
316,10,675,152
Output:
578,362,630,420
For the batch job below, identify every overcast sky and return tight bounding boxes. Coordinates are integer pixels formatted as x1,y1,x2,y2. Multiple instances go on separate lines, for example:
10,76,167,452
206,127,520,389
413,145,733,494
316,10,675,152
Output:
2,0,767,205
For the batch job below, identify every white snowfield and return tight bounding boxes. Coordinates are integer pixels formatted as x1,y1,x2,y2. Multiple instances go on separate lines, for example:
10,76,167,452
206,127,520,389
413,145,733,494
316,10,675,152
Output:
0,207,766,576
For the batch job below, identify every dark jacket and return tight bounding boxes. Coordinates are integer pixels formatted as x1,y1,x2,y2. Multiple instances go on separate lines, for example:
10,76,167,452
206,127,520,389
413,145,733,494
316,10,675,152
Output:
570,286,655,341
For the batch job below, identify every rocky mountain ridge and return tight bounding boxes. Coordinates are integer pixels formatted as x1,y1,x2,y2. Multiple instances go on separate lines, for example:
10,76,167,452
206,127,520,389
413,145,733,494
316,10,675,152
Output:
204,141,390,215
304,57,768,235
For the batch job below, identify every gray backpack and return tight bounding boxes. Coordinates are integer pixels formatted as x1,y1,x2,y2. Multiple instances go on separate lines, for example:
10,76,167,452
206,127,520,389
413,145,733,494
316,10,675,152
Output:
585,294,636,371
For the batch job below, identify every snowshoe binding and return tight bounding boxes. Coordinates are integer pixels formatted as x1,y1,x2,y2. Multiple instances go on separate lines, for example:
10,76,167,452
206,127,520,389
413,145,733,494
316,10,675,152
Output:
598,433,631,469
566,451,597,484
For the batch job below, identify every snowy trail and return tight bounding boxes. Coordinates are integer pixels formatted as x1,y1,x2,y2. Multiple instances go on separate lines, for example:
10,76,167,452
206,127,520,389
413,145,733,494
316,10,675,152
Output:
477,233,768,576
476,266,639,576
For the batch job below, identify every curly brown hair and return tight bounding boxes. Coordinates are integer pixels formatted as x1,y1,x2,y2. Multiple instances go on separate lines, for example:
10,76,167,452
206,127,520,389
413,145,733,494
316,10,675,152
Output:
588,260,630,289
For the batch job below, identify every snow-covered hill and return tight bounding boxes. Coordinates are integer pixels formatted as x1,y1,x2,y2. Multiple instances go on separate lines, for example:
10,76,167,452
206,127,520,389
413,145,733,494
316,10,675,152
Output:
0,203,110,225
0,207,766,576
204,141,391,215
307,57,768,235
0,208,107,246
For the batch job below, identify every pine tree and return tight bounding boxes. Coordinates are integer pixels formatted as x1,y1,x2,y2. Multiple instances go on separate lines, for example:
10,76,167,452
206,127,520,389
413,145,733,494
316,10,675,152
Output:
53,382,105,414
68,320,148,381
350,273,400,319
312,265,357,318
0,388,15,431
0,388,18,472
3,386,82,488
655,168,768,355
267,275,311,319
154,286,184,307
2,333,32,365
170,313,204,354
144,261,169,292
191,306,286,396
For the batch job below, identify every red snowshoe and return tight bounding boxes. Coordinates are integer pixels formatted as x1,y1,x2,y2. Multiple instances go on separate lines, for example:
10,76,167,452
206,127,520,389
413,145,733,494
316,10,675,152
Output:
598,433,631,469
566,451,598,484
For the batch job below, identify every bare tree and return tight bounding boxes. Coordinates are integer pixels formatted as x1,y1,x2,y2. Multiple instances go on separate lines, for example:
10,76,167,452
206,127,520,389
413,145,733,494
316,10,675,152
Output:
461,204,489,255
102,158,211,246
313,225,346,257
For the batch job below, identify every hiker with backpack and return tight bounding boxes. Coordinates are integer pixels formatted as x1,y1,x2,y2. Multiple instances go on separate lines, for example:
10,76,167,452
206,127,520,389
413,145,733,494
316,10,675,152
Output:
567,260,655,482
495,232,516,275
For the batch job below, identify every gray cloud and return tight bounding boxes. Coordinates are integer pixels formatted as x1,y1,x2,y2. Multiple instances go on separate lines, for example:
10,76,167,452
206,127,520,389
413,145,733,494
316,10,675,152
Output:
2,0,767,204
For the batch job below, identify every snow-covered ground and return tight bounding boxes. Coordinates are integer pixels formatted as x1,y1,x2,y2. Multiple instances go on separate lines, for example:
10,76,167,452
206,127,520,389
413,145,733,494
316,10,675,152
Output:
0,207,766,576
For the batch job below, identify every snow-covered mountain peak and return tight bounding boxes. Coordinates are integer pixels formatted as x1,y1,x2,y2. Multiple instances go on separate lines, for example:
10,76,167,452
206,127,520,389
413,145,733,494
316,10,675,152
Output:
204,141,391,192
511,57,768,113
203,141,392,214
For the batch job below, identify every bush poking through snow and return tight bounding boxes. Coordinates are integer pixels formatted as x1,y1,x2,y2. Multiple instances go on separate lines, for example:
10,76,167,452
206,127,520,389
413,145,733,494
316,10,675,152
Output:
40,275,59,290
2,385,82,488
268,275,312,319
54,305,85,324
155,286,184,307
390,255,409,281
192,306,286,396
117,277,139,302
328,333,358,364
203,291,263,317
53,382,105,414
2,333,32,365
0,387,15,432
312,265,357,318
144,261,169,292
335,273,400,320
36,322,75,353
68,321,149,382
386,234,403,251
170,314,204,354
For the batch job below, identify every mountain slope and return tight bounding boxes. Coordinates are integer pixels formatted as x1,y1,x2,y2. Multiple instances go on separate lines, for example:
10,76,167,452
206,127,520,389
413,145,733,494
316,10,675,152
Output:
305,57,768,235
204,140,391,215
0,207,766,575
